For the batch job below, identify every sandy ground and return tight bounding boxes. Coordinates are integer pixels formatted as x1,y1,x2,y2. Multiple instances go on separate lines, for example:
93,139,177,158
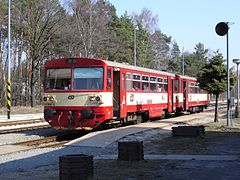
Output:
0,119,239,180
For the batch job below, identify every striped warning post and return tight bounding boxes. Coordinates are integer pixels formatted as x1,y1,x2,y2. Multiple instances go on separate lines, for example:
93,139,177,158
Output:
7,79,11,119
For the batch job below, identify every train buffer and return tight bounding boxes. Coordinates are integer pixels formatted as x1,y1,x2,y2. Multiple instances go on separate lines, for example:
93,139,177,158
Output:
172,125,205,137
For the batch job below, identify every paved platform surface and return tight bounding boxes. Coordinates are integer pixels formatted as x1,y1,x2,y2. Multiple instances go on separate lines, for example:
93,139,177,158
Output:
65,121,172,148
65,111,213,148
95,154,240,161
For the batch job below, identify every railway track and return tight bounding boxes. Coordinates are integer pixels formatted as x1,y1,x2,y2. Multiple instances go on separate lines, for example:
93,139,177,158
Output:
13,136,62,148
0,103,227,134
0,118,45,126
13,131,84,148
0,118,50,134
0,131,88,156
3,132,98,155
17,131,88,148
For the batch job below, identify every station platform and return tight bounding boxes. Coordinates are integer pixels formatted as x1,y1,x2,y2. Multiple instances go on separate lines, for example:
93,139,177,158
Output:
65,120,182,148
95,154,240,161
65,111,214,148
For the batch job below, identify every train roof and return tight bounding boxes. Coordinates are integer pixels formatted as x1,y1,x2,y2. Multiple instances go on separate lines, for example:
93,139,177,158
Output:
176,74,197,81
45,57,175,77
102,59,175,77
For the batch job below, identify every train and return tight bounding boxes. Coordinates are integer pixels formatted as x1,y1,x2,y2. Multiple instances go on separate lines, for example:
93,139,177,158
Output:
42,57,209,130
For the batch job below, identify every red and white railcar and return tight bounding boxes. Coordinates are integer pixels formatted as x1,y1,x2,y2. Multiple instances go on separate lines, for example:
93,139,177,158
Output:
42,58,208,130
174,74,209,113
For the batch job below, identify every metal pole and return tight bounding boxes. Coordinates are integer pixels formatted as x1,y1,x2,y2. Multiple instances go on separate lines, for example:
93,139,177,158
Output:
7,0,11,119
237,63,239,117
233,59,240,118
226,31,232,126
134,27,136,66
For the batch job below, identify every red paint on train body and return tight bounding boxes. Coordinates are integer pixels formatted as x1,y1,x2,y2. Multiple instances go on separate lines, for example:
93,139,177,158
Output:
43,58,209,130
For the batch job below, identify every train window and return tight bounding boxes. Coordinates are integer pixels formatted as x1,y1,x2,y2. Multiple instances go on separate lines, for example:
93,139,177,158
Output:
189,82,197,93
73,67,103,90
126,73,131,79
156,78,163,92
142,75,149,91
188,82,191,93
150,77,156,82
142,82,149,91
122,73,125,90
133,74,141,91
163,78,168,92
157,83,163,92
150,77,156,91
133,81,140,91
142,75,149,81
174,79,179,93
191,87,194,93
133,74,140,80
157,78,163,83
46,68,71,90
196,86,200,93
107,68,112,89
126,73,132,91
196,83,200,93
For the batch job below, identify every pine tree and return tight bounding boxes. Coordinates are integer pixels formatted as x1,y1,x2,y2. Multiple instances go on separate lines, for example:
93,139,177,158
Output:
197,51,235,122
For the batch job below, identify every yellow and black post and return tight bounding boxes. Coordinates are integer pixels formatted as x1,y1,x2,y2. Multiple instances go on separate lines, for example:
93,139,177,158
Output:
7,79,11,119
7,0,11,119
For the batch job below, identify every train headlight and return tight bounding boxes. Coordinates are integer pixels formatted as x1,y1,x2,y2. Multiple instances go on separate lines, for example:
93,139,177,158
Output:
88,94,103,104
49,96,54,101
42,95,57,104
95,95,103,104
95,96,101,102
89,95,95,102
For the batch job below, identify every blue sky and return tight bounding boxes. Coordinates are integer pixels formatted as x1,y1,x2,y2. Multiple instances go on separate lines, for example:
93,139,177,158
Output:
108,0,240,68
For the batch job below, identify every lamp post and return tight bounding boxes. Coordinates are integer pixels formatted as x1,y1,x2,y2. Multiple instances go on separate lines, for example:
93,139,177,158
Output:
133,25,138,66
233,59,240,118
215,21,233,126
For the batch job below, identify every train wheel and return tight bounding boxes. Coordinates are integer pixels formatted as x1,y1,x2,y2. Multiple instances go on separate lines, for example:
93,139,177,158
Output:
120,118,127,126
189,107,194,114
141,111,149,122
164,111,171,119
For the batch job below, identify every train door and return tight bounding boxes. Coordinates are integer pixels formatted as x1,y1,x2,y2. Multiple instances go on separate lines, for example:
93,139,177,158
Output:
113,69,120,117
120,72,127,117
167,76,173,112
183,80,187,110
171,79,174,111
113,68,127,118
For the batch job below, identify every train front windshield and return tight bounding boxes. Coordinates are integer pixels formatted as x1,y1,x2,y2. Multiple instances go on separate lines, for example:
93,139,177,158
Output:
45,67,103,90
73,67,103,90
45,68,71,90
